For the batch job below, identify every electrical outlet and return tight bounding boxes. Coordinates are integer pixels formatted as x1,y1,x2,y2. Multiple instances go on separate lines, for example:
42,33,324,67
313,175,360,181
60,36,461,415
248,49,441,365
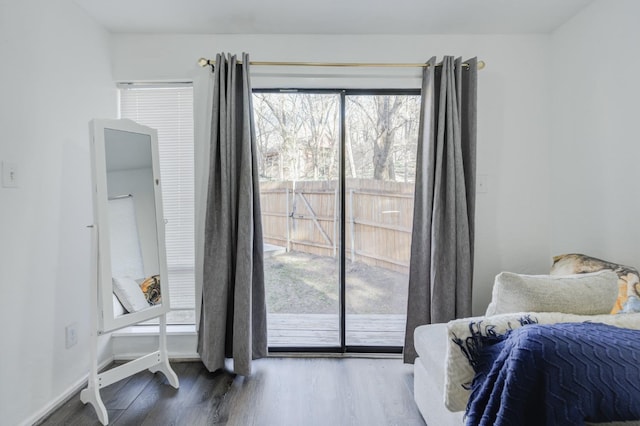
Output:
65,323,78,349
2,161,19,188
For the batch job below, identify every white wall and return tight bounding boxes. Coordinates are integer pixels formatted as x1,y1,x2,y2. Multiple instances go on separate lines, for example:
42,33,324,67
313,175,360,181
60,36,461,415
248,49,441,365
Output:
112,33,553,315
0,1,116,424
550,0,640,267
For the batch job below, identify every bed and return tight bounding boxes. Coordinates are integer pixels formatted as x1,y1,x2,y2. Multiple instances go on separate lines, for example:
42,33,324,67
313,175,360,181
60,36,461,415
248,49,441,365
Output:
413,264,640,426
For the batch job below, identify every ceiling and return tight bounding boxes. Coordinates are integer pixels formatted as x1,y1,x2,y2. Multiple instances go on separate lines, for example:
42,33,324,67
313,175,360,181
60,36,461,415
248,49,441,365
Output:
75,0,594,35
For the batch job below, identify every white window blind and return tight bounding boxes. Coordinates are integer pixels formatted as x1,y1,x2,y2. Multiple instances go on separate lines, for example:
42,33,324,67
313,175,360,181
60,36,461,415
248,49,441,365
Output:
119,85,195,324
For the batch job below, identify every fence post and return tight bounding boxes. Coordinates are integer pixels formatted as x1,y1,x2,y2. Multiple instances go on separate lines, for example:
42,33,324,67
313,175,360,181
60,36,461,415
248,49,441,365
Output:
349,188,355,263
285,187,291,252
333,187,338,258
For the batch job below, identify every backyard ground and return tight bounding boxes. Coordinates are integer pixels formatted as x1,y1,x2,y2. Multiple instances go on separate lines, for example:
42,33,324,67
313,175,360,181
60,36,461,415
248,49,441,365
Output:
264,250,408,315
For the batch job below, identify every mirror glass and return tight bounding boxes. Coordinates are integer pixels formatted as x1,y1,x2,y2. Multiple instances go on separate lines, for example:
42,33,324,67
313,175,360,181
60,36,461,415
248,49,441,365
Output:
104,129,161,316
92,119,170,332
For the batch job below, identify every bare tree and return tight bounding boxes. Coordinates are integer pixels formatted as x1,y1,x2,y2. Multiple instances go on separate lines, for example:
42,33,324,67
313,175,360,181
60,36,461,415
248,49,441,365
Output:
299,94,339,180
254,93,305,180
253,92,419,183
348,96,409,180
372,96,404,180
254,93,339,181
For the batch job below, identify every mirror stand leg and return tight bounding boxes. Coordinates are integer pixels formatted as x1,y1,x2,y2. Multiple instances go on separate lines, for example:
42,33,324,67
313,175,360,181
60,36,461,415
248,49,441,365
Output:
151,360,180,389
80,385,108,425
149,313,180,389
83,224,109,424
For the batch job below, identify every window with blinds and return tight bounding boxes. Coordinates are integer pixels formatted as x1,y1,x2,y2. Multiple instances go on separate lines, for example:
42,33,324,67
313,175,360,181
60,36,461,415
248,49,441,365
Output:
119,84,195,324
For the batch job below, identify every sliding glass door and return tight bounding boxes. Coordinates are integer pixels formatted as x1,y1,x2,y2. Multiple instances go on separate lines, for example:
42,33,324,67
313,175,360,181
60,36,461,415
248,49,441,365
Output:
344,94,420,347
254,89,420,351
254,92,341,347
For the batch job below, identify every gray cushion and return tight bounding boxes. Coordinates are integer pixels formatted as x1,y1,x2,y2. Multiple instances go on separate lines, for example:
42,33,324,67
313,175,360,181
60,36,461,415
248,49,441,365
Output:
485,270,618,316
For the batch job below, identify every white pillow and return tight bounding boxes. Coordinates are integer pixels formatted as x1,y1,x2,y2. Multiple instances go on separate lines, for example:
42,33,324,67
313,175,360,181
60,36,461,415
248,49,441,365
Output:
112,276,150,313
485,270,618,316
112,293,126,317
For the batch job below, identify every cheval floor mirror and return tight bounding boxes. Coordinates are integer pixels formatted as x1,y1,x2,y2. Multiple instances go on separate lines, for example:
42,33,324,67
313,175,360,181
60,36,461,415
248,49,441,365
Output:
82,119,179,425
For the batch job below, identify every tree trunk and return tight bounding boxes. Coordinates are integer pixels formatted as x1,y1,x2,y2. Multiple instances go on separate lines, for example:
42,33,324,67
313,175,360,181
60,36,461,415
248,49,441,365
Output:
372,97,398,180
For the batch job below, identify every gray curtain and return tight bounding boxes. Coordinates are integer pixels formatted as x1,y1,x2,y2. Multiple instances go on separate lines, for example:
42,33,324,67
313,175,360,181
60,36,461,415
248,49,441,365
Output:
198,53,267,375
403,56,477,363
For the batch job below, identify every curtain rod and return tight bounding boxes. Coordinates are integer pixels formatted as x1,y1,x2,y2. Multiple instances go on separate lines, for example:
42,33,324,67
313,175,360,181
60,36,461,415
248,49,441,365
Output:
197,58,486,70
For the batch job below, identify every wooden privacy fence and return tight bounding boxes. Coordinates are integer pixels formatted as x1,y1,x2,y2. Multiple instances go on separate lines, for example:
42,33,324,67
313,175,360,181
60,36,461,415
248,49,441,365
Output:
260,179,414,274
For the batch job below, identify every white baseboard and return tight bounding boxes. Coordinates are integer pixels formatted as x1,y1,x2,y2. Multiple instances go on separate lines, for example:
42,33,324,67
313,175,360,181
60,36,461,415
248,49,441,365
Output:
24,356,114,426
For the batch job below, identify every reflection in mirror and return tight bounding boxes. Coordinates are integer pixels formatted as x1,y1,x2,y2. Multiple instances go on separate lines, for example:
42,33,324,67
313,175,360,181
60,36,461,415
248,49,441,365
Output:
104,129,161,315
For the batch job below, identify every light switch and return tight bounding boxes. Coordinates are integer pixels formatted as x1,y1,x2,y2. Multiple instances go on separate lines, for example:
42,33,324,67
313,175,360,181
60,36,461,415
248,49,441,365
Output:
2,161,19,188
477,174,488,193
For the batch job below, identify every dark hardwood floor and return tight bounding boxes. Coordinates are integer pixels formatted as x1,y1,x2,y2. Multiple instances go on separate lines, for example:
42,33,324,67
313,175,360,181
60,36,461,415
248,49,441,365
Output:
39,357,426,426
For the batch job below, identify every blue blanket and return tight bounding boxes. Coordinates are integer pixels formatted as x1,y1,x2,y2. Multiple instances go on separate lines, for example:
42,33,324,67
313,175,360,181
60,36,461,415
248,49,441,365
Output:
465,322,640,426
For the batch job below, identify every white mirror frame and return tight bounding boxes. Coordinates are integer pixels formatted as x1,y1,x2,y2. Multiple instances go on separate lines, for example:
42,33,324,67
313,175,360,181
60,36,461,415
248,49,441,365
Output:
90,118,170,333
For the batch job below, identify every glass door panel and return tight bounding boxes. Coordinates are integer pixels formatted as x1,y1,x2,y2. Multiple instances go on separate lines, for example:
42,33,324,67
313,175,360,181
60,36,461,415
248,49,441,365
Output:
344,94,420,347
254,92,341,347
